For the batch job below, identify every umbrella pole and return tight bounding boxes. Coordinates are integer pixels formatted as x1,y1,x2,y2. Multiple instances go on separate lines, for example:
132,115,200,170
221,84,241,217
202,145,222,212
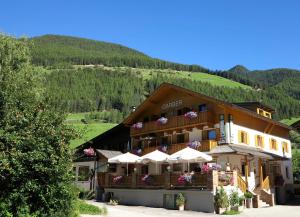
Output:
188,161,190,173
127,163,128,176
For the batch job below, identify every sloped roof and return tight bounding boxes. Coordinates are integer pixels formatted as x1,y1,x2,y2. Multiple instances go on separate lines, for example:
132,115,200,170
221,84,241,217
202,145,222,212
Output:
96,149,122,159
123,83,291,131
208,144,288,160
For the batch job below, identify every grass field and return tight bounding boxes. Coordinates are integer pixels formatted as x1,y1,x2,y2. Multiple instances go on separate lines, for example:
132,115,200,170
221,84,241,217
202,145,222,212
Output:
66,113,116,148
101,66,252,89
280,117,300,125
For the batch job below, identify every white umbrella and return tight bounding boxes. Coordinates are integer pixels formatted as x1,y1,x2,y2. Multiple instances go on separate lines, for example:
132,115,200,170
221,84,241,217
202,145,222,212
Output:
168,147,212,172
108,152,141,176
140,150,169,174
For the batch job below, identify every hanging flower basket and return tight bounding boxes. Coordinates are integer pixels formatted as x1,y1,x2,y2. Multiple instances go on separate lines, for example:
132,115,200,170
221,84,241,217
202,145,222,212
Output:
83,147,95,156
184,111,198,119
141,174,154,185
134,148,142,155
159,145,168,153
113,175,123,184
156,117,168,125
132,122,143,129
187,140,201,149
177,175,186,185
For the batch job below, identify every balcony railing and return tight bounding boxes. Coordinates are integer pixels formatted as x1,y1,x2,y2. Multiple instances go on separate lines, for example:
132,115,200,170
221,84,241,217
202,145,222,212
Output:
140,140,218,155
97,171,239,191
131,111,212,135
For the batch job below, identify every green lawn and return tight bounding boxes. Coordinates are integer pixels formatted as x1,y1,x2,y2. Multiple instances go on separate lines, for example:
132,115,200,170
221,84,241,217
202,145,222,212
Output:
103,66,251,89
66,113,117,148
280,117,300,125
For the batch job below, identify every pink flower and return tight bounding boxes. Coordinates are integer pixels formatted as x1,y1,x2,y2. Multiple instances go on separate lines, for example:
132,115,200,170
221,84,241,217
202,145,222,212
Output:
84,147,95,156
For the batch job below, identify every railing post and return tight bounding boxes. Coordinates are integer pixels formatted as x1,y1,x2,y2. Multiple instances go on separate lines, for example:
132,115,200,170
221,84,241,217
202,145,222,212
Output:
232,170,238,187
207,170,218,193
165,171,171,189
105,173,110,188
132,172,137,188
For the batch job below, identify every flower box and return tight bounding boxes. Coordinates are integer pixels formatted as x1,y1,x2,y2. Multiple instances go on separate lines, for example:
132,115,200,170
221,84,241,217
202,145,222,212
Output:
157,117,168,125
132,122,143,129
187,140,201,149
184,111,198,119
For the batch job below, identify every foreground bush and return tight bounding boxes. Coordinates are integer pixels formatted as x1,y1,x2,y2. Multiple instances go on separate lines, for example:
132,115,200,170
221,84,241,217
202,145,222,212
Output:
0,35,78,216
78,200,107,215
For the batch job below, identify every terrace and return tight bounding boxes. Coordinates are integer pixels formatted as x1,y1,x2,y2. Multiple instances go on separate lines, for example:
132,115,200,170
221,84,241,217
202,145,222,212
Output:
98,170,238,191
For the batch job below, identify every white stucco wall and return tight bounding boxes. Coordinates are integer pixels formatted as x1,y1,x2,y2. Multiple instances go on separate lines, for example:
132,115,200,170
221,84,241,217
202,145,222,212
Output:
231,123,292,158
73,161,95,190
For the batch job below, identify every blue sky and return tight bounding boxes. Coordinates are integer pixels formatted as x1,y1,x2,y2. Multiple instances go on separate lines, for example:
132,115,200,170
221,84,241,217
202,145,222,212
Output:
1,0,300,70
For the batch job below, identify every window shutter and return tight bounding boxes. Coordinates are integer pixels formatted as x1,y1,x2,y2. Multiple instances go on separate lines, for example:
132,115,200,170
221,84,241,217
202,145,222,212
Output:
184,133,189,143
246,133,250,145
238,130,242,143
261,136,264,148
269,138,272,149
255,135,258,147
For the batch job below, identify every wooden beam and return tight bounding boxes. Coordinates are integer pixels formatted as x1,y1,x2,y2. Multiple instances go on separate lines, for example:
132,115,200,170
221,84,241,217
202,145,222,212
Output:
259,158,263,188
245,155,249,190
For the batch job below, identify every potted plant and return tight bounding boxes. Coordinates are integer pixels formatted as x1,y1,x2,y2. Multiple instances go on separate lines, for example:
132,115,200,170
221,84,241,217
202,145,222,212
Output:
238,195,245,211
214,186,229,214
176,193,186,211
229,190,240,211
244,191,253,208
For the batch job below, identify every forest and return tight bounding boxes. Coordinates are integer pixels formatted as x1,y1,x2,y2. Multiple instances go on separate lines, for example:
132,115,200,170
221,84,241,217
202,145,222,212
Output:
44,67,300,121
26,34,300,121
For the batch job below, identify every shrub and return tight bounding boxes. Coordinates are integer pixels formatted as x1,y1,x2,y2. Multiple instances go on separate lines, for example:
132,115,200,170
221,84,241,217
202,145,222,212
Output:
214,186,229,209
176,193,186,206
244,192,253,199
229,190,239,207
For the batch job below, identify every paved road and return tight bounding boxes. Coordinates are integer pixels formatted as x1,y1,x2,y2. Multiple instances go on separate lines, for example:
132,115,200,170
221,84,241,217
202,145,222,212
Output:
82,200,300,217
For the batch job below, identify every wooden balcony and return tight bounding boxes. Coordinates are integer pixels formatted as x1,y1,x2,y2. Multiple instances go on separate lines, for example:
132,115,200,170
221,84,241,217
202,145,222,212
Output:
131,111,212,136
141,140,218,155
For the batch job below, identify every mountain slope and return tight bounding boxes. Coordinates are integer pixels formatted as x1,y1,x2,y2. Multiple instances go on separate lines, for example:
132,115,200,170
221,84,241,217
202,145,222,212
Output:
30,34,208,72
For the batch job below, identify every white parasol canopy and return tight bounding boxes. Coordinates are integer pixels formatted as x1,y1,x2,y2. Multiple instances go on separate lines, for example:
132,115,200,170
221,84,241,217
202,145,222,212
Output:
168,147,212,172
140,150,169,174
140,150,169,163
108,152,141,176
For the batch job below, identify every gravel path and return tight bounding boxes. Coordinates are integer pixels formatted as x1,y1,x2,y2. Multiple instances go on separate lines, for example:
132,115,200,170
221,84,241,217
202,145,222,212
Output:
81,200,300,217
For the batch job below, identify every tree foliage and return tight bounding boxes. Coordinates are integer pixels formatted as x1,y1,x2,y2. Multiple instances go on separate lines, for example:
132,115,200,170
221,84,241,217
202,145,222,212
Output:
0,35,78,216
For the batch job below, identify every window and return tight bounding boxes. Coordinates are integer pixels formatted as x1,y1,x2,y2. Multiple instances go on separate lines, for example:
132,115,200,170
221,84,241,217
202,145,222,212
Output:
282,142,289,153
161,136,169,146
241,162,250,176
258,108,264,116
270,138,278,150
199,104,207,112
255,135,264,148
173,163,182,172
177,134,185,143
108,164,117,173
141,165,149,174
161,164,169,173
177,109,182,116
238,130,248,144
160,113,166,118
286,167,290,179
78,166,90,181
143,117,149,122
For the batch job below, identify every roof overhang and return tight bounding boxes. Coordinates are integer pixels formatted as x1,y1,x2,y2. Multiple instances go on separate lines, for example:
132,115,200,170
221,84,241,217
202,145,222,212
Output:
122,83,292,131
208,144,289,160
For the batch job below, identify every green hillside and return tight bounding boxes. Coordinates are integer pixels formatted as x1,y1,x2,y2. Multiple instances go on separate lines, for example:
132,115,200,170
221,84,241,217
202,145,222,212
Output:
281,117,300,125
66,113,116,148
30,34,208,73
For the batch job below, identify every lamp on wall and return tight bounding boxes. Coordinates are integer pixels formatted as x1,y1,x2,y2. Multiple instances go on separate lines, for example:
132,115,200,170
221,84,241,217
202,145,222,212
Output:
226,162,231,172
167,165,171,172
